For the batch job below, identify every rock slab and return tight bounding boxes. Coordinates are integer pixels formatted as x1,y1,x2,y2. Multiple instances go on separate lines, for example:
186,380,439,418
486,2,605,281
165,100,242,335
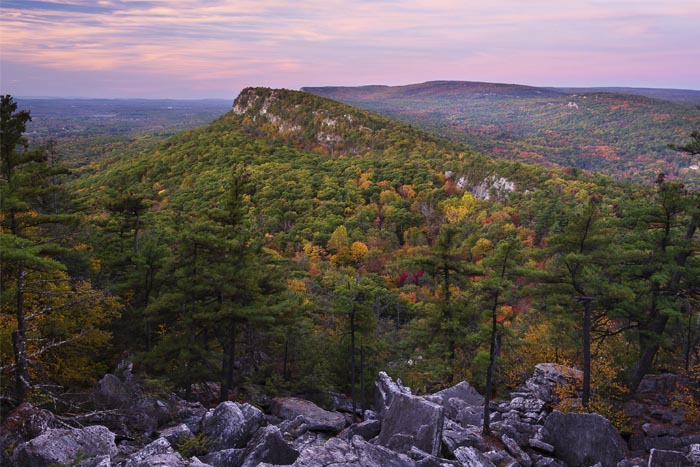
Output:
377,392,444,456
202,401,265,450
271,397,346,433
539,411,626,467
11,425,117,467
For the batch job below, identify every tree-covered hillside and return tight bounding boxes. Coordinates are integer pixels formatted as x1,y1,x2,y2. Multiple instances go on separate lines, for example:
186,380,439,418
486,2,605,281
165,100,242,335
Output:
305,81,700,187
2,90,699,431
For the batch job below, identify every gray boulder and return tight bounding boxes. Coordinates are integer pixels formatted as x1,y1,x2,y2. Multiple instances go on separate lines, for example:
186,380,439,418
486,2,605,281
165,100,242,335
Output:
201,401,265,450
240,425,299,467
11,425,117,467
291,436,416,467
442,420,485,455
0,402,60,466
95,373,135,408
338,419,382,441
501,434,532,467
377,392,444,456
432,382,484,420
158,423,194,445
123,437,187,467
524,364,582,404
688,444,700,466
78,455,112,467
454,447,496,467
271,397,346,433
374,371,412,417
648,448,692,467
202,448,245,467
539,411,627,467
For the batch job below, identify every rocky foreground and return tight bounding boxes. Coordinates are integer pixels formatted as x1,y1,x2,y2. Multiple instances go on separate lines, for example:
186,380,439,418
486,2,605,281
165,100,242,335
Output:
1,363,699,467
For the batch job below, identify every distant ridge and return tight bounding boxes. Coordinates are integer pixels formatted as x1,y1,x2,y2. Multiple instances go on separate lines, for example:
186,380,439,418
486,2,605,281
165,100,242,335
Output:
303,80,700,187
304,80,565,100
546,87,700,105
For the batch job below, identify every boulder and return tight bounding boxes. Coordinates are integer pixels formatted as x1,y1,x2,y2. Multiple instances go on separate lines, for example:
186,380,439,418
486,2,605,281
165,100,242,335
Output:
201,401,265,450
123,437,187,467
158,423,194,445
271,397,346,433
442,420,485,455
290,431,327,452
0,402,60,465
78,455,112,467
453,447,496,467
95,373,135,408
291,436,416,467
688,444,700,466
524,364,582,404
539,411,627,467
648,448,692,467
377,392,444,456
338,419,382,441
11,425,117,467
278,415,309,439
432,382,484,420
374,371,411,417
202,448,245,467
240,425,299,467
501,434,532,467
407,446,460,467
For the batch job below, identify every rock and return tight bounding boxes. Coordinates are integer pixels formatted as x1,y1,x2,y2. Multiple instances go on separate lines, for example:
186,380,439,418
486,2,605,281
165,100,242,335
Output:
278,415,309,439
123,437,187,467
202,401,265,450
202,448,245,467
615,458,645,467
442,420,485,455
433,382,484,407
271,397,346,433
158,423,194,445
643,423,684,437
408,446,460,467
454,447,496,467
169,398,208,435
240,425,298,467
529,438,554,454
648,448,692,467
644,435,684,452
95,373,135,408
377,392,444,456
338,419,382,441
484,450,518,467
432,382,484,420
540,411,627,467
0,402,60,465
374,371,412,417
291,436,416,467
534,457,566,467
456,405,484,427
11,425,117,467
330,391,362,415
78,454,112,467
501,434,532,467
688,444,700,466
189,458,215,467
290,431,327,452
524,364,582,404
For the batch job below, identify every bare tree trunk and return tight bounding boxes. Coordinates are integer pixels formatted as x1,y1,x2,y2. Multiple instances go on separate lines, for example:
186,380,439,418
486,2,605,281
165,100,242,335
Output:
13,266,30,403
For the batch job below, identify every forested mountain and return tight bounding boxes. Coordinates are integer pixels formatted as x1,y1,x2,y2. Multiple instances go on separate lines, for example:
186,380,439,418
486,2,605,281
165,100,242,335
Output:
2,89,699,440
304,81,700,187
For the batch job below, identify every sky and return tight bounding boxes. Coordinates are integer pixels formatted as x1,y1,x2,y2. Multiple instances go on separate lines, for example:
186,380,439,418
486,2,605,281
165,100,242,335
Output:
1,0,699,99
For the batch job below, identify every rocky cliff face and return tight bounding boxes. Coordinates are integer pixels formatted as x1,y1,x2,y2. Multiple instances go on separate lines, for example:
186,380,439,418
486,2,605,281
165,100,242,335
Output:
2,364,699,467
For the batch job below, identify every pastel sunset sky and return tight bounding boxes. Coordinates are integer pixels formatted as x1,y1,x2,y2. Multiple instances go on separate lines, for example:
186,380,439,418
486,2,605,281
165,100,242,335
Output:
1,0,699,99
